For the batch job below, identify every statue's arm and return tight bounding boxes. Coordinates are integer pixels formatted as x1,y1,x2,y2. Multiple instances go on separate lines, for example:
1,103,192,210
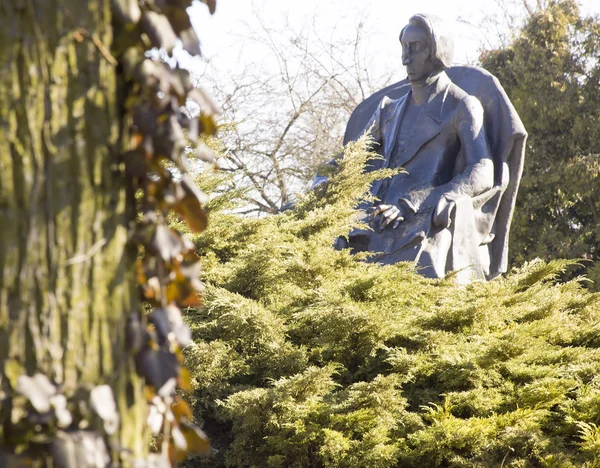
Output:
407,95,494,212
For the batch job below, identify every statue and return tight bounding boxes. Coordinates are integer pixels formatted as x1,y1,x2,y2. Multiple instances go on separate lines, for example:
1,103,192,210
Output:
314,14,527,282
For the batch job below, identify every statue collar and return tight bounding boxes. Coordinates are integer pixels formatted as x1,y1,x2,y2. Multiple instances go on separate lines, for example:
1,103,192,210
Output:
406,71,451,123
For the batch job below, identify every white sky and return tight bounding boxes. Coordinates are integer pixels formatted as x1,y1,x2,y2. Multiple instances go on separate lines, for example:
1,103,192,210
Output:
188,0,600,77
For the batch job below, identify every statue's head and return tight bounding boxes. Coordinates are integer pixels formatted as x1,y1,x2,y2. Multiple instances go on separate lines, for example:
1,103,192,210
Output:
399,14,454,83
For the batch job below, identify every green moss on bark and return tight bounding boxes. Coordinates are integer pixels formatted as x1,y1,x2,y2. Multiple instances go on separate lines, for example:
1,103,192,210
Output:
0,0,146,461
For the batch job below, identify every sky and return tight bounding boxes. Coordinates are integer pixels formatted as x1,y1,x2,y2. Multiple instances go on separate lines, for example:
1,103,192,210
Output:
187,0,600,79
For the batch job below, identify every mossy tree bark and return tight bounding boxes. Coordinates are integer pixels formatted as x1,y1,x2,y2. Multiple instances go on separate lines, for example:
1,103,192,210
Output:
0,0,146,461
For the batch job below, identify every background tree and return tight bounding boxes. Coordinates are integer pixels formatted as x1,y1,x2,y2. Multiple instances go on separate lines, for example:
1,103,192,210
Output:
480,0,600,283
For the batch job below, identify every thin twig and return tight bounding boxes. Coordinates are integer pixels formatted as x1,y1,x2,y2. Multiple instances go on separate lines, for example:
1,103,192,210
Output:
66,238,107,265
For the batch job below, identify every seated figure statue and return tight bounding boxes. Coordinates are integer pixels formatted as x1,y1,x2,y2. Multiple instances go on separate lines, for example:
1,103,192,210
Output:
314,14,527,282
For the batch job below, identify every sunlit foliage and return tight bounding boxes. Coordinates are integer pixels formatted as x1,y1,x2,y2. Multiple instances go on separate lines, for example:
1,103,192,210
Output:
182,137,600,467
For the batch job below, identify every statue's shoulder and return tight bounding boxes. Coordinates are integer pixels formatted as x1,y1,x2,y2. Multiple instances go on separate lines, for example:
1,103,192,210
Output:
344,81,411,143
377,94,407,112
446,82,484,117
445,66,509,115
432,71,489,124
446,65,498,90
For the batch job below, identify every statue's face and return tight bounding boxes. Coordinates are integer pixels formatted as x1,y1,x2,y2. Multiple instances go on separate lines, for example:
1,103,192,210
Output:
401,23,437,83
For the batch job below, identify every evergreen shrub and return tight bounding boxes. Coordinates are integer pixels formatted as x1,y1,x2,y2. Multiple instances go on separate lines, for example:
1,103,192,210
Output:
183,137,600,467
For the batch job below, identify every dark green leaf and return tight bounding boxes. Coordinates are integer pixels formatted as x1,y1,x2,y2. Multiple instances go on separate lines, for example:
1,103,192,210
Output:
90,385,119,435
142,11,178,53
51,431,111,468
135,348,180,390
124,148,148,179
148,225,185,264
188,88,222,119
17,374,56,413
194,144,216,164
111,0,141,24
199,0,217,15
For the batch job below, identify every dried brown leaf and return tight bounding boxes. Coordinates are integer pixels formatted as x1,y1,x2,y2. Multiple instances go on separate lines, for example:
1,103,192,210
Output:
124,148,148,179
199,112,219,136
178,368,192,392
166,6,191,34
166,279,203,307
180,422,211,455
171,398,193,422
154,115,186,161
173,175,209,233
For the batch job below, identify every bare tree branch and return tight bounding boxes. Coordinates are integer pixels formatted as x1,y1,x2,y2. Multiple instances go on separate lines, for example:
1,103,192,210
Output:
202,9,396,214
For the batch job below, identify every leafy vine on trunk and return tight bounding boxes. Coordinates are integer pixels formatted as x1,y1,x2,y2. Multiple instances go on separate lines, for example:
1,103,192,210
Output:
116,0,220,465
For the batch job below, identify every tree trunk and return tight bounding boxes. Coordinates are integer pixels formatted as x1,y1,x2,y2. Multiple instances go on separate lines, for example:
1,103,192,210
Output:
0,0,146,461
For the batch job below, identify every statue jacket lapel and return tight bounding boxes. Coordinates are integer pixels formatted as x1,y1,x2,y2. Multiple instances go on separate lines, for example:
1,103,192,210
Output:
381,72,451,170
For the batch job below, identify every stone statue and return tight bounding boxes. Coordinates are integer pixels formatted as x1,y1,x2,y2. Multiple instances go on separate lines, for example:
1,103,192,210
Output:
314,14,527,282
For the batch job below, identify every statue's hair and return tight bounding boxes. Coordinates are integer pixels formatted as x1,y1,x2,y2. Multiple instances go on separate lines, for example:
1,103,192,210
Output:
399,14,454,70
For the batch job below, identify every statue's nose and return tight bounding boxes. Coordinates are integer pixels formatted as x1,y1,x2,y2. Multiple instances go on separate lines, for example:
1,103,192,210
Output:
402,50,411,65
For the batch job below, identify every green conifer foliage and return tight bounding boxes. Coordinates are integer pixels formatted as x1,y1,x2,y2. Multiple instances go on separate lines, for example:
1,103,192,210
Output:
183,138,600,467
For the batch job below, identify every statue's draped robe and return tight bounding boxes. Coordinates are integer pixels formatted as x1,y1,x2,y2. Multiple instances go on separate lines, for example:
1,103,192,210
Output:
323,67,527,281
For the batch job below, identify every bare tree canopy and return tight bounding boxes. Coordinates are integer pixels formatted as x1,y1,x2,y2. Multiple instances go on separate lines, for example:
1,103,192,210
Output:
198,11,400,214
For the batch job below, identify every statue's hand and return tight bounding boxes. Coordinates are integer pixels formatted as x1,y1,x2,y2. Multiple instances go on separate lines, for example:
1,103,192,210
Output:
372,204,405,230
312,179,329,198
433,197,456,228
